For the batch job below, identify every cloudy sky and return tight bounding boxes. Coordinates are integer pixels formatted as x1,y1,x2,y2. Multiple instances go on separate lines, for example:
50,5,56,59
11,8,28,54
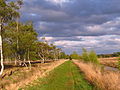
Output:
21,0,120,54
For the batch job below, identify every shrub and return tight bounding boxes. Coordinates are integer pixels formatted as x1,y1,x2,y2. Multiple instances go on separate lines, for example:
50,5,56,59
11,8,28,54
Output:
117,60,120,70
81,48,99,64
70,51,81,60
89,50,99,64
81,48,90,62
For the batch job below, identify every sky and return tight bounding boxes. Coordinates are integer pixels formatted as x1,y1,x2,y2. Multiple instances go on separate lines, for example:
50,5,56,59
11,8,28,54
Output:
21,0,120,54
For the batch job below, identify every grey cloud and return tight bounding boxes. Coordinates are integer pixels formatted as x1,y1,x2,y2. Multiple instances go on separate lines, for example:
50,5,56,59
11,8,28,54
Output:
21,0,120,54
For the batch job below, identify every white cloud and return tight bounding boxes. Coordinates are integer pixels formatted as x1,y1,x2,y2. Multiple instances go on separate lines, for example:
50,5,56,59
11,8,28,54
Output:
45,0,73,6
38,36,54,41
85,17,120,35
53,35,120,54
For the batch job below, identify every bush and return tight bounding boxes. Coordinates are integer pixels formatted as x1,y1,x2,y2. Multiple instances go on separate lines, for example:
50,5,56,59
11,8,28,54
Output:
89,50,99,64
81,48,99,64
81,48,90,62
117,60,120,70
70,51,81,60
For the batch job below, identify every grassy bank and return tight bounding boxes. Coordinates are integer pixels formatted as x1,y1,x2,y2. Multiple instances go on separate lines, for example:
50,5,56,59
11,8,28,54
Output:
73,60,120,90
23,61,94,90
0,60,65,90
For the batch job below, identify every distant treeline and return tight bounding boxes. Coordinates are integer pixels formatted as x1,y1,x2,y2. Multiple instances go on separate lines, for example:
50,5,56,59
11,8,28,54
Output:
98,52,120,58
69,51,120,59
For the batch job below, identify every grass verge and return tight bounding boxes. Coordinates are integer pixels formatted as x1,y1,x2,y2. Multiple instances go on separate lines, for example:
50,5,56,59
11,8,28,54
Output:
0,60,65,90
73,60,120,90
22,61,94,90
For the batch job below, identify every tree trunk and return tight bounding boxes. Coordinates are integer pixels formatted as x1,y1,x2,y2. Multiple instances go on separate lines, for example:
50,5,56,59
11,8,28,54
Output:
15,57,17,65
16,17,19,65
22,56,27,67
16,17,19,50
18,58,21,66
0,23,4,75
28,48,31,69
42,58,45,63
14,53,17,65
38,52,45,63
54,51,56,61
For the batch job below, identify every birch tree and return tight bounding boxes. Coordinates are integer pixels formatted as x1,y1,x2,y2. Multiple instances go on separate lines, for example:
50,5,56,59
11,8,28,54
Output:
0,0,21,75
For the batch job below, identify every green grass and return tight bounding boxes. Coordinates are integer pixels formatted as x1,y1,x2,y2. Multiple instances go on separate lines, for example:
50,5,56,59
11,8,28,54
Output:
22,61,94,90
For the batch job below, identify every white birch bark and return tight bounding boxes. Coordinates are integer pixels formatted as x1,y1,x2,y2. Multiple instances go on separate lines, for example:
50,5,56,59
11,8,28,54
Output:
28,48,31,69
0,23,4,75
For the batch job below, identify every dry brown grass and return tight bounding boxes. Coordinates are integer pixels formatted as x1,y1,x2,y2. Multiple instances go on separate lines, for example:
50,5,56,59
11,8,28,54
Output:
0,60,67,90
73,60,120,90
99,57,118,68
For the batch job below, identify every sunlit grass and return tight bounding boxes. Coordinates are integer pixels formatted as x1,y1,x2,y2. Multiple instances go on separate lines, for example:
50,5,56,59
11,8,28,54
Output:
23,61,94,90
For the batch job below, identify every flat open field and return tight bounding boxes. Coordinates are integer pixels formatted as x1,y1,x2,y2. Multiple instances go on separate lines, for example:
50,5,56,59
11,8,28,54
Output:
99,57,119,68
